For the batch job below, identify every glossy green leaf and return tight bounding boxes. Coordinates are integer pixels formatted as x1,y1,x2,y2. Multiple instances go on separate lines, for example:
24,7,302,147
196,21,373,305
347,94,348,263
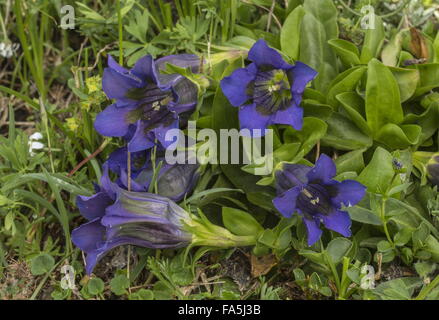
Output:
30,254,55,276
381,32,403,67
334,149,365,174
328,39,360,67
299,0,339,93
283,117,327,155
337,92,371,136
389,66,420,102
281,5,305,60
376,124,421,149
326,238,353,264
327,66,367,109
360,15,385,63
321,113,373,150
412,63,439,97
358,147,394,194
222,207,263,237
366,59,403,135
403,102,439,146
346,206,382,226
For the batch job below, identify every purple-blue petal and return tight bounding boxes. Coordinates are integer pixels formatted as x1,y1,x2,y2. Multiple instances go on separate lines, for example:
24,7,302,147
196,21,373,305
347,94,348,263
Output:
320,210,352,237
307,154,336,183
76,192,113,221
288,61,318,105
151,117,179,149
94,104,133,137
127,120,155,152
108,55,130,75
220,63,257,107
101,200,169,227
239,103,271,137
273,186,301,218
330,179,367,208
71,218,105,253
102,68,140,100
303,217,323,246
271,103,303,130
248,39,292,70
275,164,311,192
100,163,117,200
131,55,160,86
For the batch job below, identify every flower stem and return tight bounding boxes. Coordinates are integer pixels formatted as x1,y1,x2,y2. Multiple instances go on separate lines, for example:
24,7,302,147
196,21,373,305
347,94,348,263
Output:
415,275,439,300
380,197,394,246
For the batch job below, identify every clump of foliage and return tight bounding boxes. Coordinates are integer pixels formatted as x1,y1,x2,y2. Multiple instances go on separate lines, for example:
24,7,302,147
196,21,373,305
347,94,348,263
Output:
0,0,438,300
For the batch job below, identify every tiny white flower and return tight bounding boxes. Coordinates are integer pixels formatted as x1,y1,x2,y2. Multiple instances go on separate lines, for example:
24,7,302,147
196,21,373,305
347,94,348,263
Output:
29,132,43,141
28,132,45,156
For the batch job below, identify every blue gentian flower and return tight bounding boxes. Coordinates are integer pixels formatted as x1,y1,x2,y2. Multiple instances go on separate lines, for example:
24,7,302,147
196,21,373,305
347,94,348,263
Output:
72,165,192,274
220,39,317,136
105,146,200,202
272,154,366,246
95,54,199,151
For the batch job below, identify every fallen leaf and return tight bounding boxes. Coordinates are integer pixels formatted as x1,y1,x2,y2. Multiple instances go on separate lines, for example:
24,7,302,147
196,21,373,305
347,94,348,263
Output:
250,254,277,278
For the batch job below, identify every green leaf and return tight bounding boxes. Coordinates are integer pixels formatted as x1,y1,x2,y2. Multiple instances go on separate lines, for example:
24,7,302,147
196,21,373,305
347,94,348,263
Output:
283,117,327,155
327,66,367,109
280,5,305,60
334,149,365,174
394,229,412,247
328,39,360,67
326,238,353,264
321,113,372,150
346,206,382,226
389,66,420,103
30,253,55,276
365,59,403,135
87,278,105,295
302,101,333,120
299,0,339,93
425,235,439,263
337,92,371,136
376,124,421,149
360,15,385,63
110,275,130,296
412,63,439,97
129,289,154,300
403,102,439,146
381,32,403,67
299,249,326,265
358,147,394,194
414,262,436,279
434,32,439,63
222,207,263,237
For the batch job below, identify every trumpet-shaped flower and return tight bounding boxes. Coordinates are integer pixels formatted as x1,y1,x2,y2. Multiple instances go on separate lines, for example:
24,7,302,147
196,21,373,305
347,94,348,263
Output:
73,164,254,274
220,39,317,136
94,54,199,151
72,177,192,274
105,146,200,202
273,154,366,246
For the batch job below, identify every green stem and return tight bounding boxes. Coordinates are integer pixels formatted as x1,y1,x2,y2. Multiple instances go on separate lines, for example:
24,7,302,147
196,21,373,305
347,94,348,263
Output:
117,0,123,65
415,275,439,300
324,251,341,296
0,9,8,42
381,197,394,246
